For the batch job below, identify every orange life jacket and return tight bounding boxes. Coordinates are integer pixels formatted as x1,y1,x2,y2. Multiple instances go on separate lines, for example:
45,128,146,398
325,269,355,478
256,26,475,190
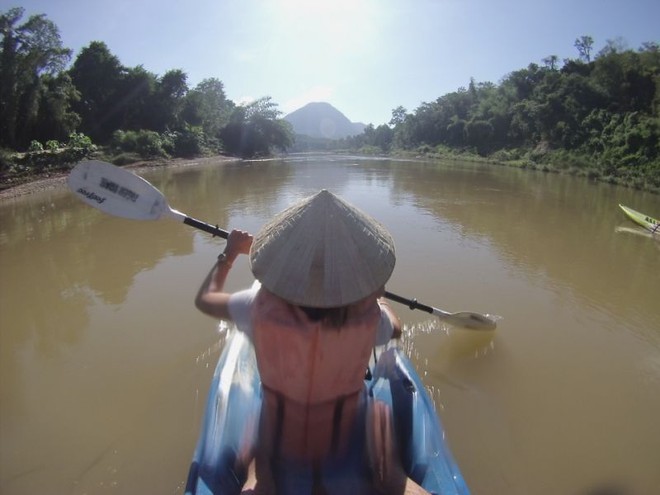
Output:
251,287,381,462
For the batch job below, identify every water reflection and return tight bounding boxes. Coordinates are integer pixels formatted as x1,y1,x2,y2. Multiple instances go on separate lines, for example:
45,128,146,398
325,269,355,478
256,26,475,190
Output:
146,160,296,222
359,159,660,345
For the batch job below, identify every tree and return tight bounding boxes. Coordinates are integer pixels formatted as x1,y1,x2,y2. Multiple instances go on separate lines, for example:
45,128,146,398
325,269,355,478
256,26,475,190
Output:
117,65,157,131
150,69,188,131
32,72,80,143
445,118,466,147
597,37,628,58
68,41,125,142
0,7,72,148
503,63,546,100
181,77,234,138
575,35,594,63
543,55,559,70
220,96,293,157
373,124,394,151
465,119,493,154
356,123,394,152
389,106,407,127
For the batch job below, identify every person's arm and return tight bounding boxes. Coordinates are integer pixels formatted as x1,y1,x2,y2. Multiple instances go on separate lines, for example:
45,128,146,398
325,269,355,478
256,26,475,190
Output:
195,229,253,320
378,297,402,339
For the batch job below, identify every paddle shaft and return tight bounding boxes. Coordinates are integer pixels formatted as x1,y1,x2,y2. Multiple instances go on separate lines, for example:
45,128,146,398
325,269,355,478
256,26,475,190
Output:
183,217,228,239
384,291,434,315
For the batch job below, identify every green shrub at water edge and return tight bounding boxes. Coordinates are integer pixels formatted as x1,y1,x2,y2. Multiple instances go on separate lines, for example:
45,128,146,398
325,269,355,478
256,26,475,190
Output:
28,140,44,152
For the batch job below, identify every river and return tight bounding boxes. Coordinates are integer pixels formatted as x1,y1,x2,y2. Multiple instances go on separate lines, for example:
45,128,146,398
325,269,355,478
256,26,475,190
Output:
1,155,659,495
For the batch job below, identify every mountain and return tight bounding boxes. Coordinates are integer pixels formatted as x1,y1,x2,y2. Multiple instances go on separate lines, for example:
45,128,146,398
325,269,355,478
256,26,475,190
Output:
283,102,366,139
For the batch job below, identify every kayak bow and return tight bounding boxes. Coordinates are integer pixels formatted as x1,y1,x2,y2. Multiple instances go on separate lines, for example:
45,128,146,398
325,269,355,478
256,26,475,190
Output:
618,204,660,234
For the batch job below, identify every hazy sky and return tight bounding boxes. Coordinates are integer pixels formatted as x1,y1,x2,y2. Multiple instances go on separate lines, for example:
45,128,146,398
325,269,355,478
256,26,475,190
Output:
8,0,660,125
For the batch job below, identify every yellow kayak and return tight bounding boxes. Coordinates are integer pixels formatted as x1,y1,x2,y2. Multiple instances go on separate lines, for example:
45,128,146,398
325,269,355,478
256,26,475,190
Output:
619,204,660,233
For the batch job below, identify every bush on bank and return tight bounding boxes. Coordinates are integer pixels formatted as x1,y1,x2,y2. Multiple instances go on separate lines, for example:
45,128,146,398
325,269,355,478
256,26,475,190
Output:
0,127,222,190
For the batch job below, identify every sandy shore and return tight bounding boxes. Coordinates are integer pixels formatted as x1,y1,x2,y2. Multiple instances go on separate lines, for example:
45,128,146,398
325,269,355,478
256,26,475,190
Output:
0,156,240,202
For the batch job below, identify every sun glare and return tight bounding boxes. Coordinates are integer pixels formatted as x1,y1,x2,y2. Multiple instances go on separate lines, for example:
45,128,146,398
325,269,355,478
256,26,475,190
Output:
269,0,377,53
253,0,383,118
277,0,368,18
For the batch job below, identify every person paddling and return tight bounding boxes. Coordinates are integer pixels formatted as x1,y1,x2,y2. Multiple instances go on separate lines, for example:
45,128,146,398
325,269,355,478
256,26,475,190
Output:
195,189,430,495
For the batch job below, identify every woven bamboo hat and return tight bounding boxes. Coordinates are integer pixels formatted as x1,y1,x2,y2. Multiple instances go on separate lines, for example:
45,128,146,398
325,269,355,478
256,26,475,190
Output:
249,190,396,307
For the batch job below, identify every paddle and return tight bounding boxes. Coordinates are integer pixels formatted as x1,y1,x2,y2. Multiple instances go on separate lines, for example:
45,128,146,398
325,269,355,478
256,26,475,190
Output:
382,291,496,330
68,160,497,331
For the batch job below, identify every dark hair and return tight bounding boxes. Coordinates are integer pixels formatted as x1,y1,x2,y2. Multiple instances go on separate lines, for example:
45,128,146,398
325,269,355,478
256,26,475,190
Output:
299,306,349,328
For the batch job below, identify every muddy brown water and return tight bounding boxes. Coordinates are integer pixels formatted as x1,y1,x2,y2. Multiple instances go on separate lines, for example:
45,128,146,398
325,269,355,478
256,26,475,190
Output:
1,155,659,495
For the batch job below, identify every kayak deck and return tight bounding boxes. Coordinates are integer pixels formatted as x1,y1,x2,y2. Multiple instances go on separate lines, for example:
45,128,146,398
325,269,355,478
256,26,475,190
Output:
619,204,660,233
185,330,470,495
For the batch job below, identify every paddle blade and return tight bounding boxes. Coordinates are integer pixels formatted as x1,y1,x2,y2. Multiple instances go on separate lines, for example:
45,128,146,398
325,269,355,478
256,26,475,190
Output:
68,160,169,220
435,311,497,331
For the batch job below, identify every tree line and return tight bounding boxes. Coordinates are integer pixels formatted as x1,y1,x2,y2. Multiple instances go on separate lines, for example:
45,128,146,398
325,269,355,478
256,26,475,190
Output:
344,36,660,191
0,6,293,174
2,7,659,192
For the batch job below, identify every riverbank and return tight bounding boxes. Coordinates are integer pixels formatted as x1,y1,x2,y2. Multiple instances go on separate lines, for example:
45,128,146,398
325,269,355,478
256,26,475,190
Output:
387,146,660,195
3,150,658,201
0,155,240,201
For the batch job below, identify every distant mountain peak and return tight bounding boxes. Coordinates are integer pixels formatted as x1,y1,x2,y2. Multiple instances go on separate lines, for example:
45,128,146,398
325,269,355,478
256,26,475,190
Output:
284,102,365,139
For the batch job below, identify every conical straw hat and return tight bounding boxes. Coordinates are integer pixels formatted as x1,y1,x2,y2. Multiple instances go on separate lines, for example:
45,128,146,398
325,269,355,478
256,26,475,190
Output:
249,190,396,307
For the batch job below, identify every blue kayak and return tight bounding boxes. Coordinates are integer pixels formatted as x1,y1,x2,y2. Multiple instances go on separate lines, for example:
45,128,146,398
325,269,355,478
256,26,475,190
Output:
185,330,470,495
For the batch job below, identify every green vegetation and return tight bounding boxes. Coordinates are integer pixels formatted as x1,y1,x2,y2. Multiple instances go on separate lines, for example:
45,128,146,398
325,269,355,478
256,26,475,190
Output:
1,6,658,193
0,7,293,188
342,37,660,193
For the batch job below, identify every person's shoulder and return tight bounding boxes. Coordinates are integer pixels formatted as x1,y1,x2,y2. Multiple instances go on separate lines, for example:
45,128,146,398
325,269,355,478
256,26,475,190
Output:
228,282,261,333
230,281,261,305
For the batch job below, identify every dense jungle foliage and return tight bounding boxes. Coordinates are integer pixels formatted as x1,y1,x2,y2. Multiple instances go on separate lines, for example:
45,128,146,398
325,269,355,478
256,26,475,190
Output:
0,7,293,185
1,7,659,192
344,36,660,192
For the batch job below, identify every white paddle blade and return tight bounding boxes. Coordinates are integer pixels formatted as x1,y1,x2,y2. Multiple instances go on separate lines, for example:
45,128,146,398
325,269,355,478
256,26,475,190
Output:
434,310,497,331
68,160,169,220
